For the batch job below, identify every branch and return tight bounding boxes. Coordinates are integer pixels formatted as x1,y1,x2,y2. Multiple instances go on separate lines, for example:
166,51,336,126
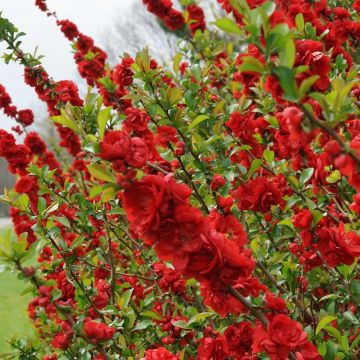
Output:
299,103,360,168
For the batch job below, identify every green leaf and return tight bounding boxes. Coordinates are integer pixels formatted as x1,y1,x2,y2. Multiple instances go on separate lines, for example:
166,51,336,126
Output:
279,37,295,68
247,159,263,178
89,185,103,199
343,311,358,324
189,115,209,129
272,66,298,101
51,216,71,228
316,315,337,335
187,312,215,326
167,87,182,105
323,326,342,344
350,333,360,351
141,310,161,320
101,186,117,203
44,202,59,216
51,288,62,301
299,168,314,186
37,197,47,216
97,107,112,140
278,218,292,227
185,90,196,111
20,286,33,296
52,113,81,134
239,56,264,73
263,149,274,165
171,320,189,329
213,18,242,35
12,235,27,258
132,319,153,331
298,75,319,99
15,193,30,211
173,53,182,74
310,209,323,225
87,163,116,183
295,13,305,32
325,341,337,360
326,170,341,184
118,288,133,311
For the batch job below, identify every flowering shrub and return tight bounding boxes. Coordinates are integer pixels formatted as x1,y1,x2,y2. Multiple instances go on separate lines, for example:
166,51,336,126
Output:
1,0,360,359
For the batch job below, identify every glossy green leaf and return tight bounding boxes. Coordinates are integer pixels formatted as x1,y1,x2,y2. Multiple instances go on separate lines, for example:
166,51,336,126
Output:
97,107,111,140
213,18,242,35
189,115,209,129
316,315,337,335
87,163,116,183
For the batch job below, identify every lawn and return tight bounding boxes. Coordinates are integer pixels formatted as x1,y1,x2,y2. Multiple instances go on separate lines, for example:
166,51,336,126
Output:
0,229,35,354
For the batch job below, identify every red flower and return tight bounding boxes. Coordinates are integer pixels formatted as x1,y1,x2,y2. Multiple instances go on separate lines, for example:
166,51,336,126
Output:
55,80,83,106
83,319,115,342
198,336,228,360
52,322,73,350
100,130,131,161
210,174,226,190
187,4,206,34
295,342,322,360
0,129,16,157
112,57,134,88
124,108,150,133
207,211,247,247
6,144,32,170
24,132,47,154
270,315,307,348
93,280,109,309
52,333,71,350
338,227,360,258
165,9,185,30
201,283,248,317
224,321,254,354
15,175,38,201
0,84,11,108
292,209,313,229
354,0,360,12
317,224,354,267
253,315,307,359
144,347,178,360
17,109,34,126
123,174,203,252
57,20,79,41
143,0,172,18
182,225,255,286
76,34,94,53
232,177,283,213
123,174,191,236
35,0,47,11
77,59,105,85
125,137,149,168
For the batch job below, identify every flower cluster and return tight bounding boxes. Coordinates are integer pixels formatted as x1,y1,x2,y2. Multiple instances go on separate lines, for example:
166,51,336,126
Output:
143,0,185,31
0,84,34,132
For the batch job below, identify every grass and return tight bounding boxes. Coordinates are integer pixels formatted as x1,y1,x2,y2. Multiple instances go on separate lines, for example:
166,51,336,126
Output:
0,270,35,353
0,228,35,354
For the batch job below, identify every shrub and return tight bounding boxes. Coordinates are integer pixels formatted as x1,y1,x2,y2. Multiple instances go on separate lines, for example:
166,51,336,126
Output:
1,0,360,359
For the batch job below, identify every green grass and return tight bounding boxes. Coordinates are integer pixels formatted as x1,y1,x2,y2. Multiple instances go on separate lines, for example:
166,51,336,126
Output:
0,268,35,353
0,228,36,354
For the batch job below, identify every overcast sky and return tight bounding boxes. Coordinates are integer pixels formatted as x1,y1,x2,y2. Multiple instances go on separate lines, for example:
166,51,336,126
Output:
0,0,135,131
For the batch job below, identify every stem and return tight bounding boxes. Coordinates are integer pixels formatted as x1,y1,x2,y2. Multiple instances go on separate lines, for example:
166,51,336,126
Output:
228,286,268,327
299,103,360,168
104,218,117,305
256,261,315,323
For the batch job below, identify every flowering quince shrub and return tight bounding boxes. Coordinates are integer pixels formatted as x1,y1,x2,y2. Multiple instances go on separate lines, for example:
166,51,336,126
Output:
2,0,360,359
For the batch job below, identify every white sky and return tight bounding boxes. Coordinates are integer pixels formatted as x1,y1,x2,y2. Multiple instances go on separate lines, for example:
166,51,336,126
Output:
0,0,135,131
